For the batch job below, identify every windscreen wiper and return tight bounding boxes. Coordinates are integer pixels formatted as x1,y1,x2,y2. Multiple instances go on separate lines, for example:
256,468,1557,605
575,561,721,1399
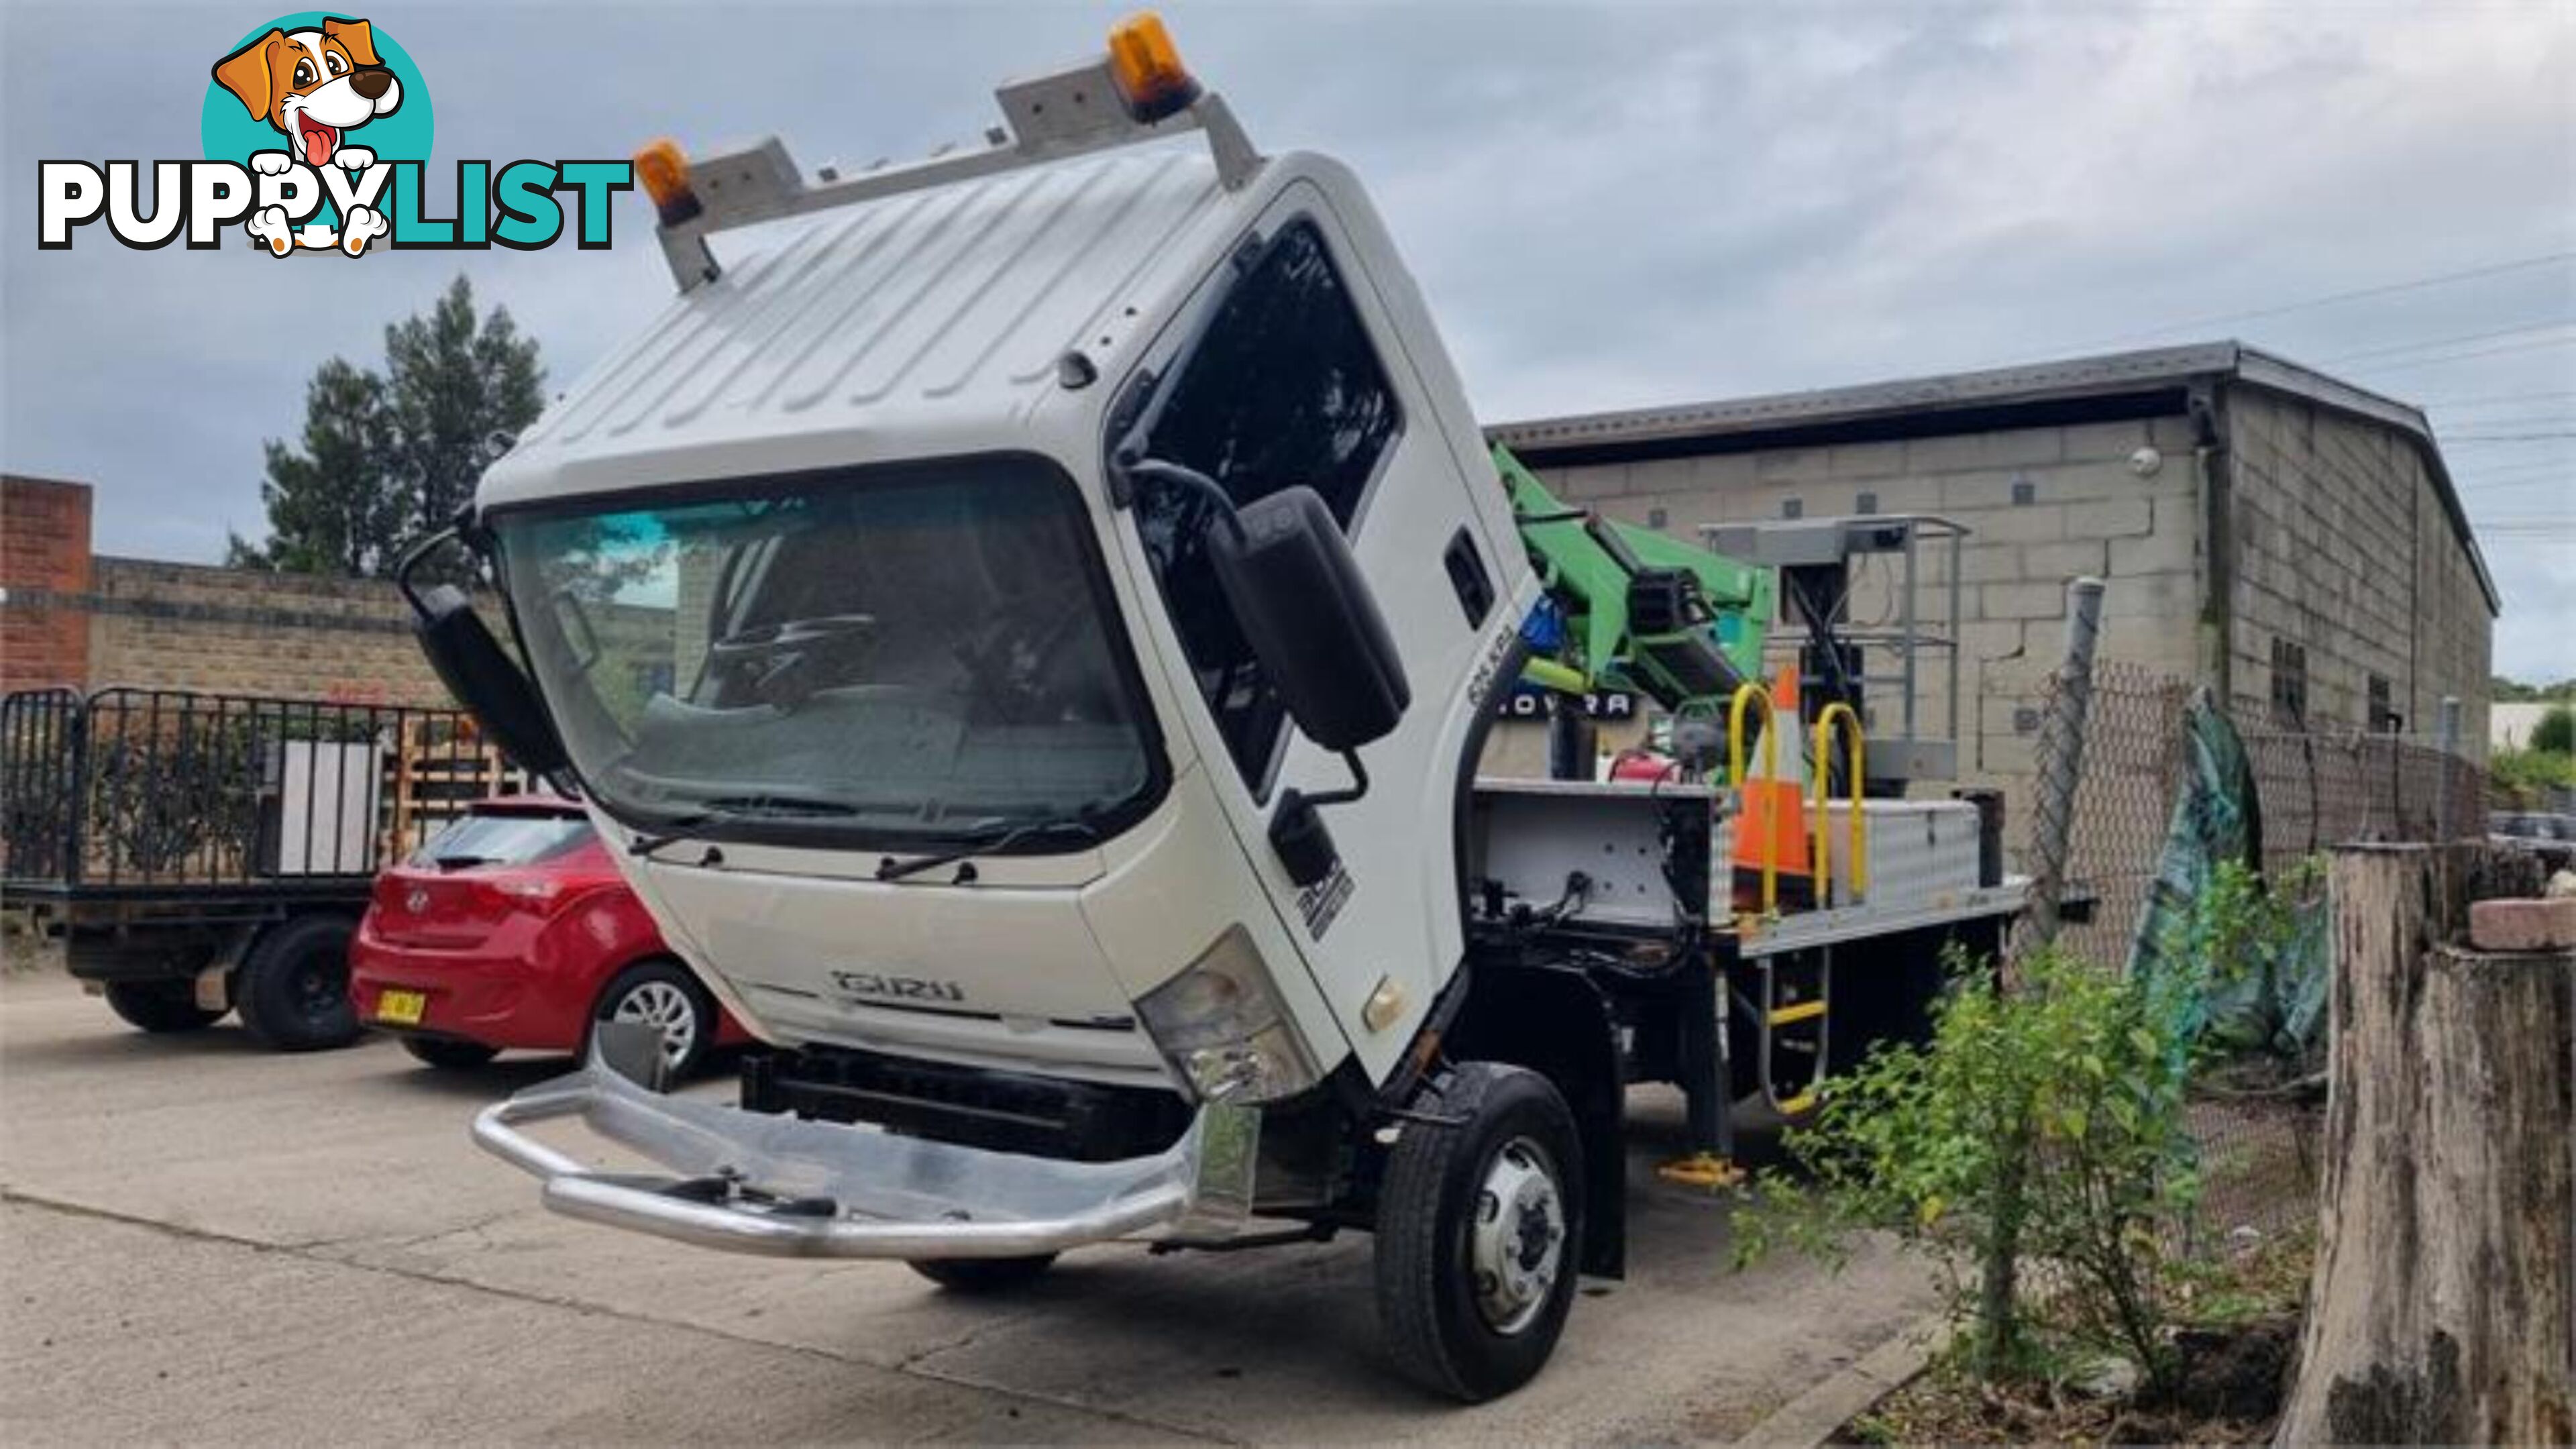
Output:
875,817,1103,883
627,792,864,859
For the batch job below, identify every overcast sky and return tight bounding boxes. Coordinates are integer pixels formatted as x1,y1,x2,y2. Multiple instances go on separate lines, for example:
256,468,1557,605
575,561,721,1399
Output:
4,1,2571,679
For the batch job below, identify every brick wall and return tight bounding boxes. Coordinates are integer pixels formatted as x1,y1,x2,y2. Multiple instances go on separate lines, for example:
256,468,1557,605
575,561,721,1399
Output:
81,557,456,705
1,477,460,706
1,476,95,691
2226,389,2491,757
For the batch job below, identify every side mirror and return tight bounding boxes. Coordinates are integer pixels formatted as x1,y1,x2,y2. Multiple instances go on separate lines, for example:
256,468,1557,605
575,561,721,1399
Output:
1206,486,1410,752
413,584,570,776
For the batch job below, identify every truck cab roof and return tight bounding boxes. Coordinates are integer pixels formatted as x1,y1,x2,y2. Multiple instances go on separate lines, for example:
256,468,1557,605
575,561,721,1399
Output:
481,117,1299,511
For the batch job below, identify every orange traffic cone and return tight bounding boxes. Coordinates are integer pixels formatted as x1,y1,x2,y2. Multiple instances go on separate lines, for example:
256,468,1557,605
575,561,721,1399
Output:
1731,663,1815,918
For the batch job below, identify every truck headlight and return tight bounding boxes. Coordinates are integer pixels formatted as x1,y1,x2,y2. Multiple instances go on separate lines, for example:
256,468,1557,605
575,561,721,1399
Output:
1136,926,1321,1104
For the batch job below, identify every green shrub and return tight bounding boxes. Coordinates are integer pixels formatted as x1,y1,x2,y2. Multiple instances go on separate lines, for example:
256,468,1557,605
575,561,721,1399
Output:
1739,943,2213,1395
2533,704,2575,757
2493,745,2576,808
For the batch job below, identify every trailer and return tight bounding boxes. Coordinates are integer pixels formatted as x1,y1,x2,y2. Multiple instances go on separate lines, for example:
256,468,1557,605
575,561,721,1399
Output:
401,15,2030,1401
0,686,527,1049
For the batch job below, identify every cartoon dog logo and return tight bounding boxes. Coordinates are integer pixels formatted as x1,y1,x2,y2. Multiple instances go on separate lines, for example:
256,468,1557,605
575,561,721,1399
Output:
211,17,401,256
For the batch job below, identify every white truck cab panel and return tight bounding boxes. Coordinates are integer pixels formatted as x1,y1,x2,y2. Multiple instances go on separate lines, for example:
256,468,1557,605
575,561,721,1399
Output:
472,99,1525,1100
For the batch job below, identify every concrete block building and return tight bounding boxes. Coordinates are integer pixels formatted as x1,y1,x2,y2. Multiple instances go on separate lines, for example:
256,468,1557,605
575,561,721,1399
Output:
1486,342,2498,813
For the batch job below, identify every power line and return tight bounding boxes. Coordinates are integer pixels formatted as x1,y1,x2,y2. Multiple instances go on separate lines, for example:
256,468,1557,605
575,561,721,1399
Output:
2422,388,2576,410
2455,477,2572,494
2445,431,2576,443
2438,411,2576,429
2069,250,2576,352
2317,319,2576,368
2455,460,2576,482
2346,333,2576,375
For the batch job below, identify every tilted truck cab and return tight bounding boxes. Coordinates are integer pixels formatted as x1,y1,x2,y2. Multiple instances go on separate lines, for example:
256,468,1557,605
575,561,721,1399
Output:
413,16,2027,1402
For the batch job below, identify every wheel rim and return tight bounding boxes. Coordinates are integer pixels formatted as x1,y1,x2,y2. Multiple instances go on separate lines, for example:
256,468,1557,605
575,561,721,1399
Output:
294,950,344,1020
611,981,697,1067
1468,1134,1566,1336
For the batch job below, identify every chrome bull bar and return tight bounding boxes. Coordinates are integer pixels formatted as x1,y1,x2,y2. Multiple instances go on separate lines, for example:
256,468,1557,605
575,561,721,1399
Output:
472,1031,1256,1260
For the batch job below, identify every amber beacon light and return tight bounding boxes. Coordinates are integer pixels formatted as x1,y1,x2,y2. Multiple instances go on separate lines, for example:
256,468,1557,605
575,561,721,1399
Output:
1108,12,1201,123
633,138,702,227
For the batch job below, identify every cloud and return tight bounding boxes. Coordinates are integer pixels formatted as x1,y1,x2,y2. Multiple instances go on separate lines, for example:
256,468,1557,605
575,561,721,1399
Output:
4,1,2571,676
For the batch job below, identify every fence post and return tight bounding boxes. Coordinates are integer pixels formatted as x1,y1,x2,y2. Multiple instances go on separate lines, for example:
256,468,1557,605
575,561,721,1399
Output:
2025,576,2106,950
2434,694,2461,841
1974,576,2102,1377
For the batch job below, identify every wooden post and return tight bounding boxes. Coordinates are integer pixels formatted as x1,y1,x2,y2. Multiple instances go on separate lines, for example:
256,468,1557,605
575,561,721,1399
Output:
2277,843,2573,1446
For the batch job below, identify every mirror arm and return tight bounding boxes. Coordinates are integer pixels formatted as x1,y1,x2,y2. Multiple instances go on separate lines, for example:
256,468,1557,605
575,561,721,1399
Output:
393,526,459,616
1301,749,1370,809
395,508,498,616
1116,455,1245,545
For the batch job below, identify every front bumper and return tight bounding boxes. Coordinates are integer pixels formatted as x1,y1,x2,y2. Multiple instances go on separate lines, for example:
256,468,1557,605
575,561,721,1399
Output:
472,1037,1256,1260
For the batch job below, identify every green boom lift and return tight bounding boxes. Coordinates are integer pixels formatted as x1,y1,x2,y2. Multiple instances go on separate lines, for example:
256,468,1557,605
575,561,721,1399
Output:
1499,443,1774,720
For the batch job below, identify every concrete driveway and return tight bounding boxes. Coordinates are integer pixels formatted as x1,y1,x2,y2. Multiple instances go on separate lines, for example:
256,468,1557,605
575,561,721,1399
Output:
0,967,1935,1444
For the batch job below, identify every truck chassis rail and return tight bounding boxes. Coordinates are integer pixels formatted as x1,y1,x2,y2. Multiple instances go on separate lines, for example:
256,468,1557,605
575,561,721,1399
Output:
474,1036,1255,1260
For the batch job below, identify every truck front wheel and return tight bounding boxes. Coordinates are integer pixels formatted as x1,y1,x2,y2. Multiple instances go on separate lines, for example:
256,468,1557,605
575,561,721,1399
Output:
1372,1061,1583,1402
103,979,224,1033
233,914,362,1052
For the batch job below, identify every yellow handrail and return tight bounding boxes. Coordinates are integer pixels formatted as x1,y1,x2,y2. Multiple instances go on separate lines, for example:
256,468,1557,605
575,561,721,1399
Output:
1811,702,1868,906
1726,682,1778,922
1726,682,1772,789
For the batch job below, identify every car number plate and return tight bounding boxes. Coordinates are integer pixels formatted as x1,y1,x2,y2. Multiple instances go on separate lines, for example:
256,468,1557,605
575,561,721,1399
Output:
377,989,427,1026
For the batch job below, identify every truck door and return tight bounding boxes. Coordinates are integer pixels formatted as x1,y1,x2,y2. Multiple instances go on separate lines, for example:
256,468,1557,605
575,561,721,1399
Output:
1109,178,1509,1084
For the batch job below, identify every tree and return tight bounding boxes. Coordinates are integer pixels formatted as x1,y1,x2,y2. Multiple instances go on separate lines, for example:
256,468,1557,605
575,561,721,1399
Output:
2279,844,2570,1444
2493,675,2576,703
225,359,400,576
2533,704,2575,756
382,275,545,545
229,276,543,577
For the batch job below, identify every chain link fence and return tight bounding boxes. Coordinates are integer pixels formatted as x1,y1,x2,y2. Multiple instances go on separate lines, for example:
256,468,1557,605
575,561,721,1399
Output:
2034,659,2492,1246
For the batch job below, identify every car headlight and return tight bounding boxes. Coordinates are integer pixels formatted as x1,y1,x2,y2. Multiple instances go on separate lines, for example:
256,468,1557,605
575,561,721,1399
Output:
1136,925,1322,1104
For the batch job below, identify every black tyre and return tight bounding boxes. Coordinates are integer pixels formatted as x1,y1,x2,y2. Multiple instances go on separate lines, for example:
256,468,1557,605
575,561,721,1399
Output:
590,959,718,1079
233,914,362,1052
906,1255,1059,1292
1373,1061,1584,1403
103,979,225,1034
402,1037,501,1070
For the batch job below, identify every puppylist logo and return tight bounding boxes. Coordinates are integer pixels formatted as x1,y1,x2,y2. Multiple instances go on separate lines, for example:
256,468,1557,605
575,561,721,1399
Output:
38,13,632,256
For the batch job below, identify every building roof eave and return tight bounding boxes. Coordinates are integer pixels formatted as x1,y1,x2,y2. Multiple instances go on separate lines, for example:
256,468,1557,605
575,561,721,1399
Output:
1485,339,2502,618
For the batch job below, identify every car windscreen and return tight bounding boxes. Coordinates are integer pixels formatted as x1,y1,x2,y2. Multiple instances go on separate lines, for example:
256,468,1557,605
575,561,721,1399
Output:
410,812,592,869
492,455,1162,849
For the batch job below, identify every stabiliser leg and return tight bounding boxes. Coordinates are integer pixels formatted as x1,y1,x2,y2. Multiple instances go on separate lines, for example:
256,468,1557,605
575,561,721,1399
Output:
1658,946,1743,1189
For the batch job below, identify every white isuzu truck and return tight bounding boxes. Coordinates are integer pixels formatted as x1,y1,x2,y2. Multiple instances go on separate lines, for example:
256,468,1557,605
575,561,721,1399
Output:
404,15,2026,1400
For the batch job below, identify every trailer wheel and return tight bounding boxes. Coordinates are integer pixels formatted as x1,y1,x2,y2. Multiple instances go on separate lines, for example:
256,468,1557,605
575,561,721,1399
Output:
906,1254,1059,1292
233,914,362,1052
402,1038,501,1071
103,979,225,1034
1373,1061,1583,1402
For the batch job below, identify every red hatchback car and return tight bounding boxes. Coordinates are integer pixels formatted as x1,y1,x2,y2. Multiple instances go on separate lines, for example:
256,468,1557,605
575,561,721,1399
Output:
350,796,743,1074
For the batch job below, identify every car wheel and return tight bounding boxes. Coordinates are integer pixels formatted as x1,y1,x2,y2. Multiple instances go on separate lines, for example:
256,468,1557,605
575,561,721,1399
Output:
592,959,716,1079
103,979,225,1034
1373,1061,1584,1403
402,1037,501,1070
906,1255,1058,1292
233,914,362,1052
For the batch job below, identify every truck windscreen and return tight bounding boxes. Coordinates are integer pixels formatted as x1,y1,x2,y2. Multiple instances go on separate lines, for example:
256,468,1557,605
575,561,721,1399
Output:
492,456,1163,850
